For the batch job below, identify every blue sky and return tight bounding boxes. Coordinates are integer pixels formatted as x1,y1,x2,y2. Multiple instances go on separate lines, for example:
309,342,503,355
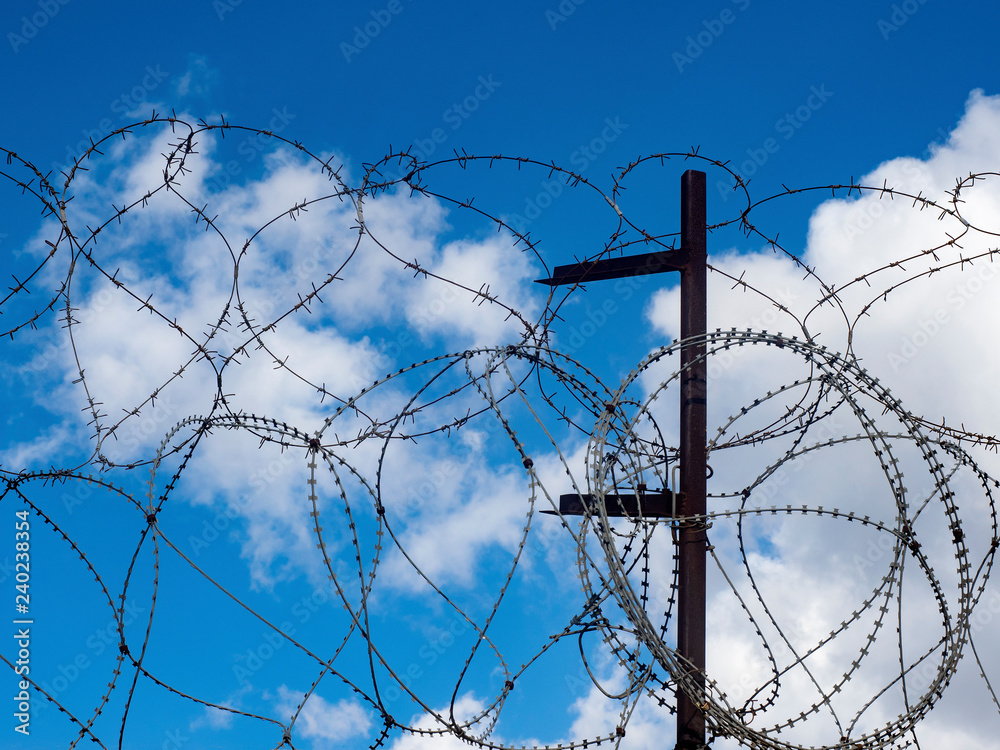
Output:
4,2,1000,750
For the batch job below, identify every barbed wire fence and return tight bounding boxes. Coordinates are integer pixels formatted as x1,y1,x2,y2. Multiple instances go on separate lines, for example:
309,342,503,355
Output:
2,114,999,749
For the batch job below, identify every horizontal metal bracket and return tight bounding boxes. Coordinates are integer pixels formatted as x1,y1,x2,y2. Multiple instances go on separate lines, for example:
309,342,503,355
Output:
542,490,681,518
535,249,688,287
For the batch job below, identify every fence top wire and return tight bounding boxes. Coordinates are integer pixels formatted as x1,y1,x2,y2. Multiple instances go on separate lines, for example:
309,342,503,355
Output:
2,114,1000,750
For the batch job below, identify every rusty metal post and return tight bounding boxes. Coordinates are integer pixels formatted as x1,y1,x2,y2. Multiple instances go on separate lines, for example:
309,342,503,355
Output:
676,169,708,750
536,169,709,749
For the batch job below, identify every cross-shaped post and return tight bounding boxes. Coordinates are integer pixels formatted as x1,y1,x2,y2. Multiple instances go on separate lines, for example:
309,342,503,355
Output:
537,170,708,750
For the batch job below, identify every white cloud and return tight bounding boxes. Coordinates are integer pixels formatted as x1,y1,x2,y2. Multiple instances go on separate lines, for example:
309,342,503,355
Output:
276,685,372,746
379,459,530,591
8,91,1000,750
188,684,254,731
405,235,542,347
9,121,551,595
174,55,217,99
633,89,1000,749
0,421,75,469
387,693,496,750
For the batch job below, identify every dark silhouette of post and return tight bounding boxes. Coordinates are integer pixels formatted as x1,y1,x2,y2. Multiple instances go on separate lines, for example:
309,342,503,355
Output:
537,170,708,750
676,169,708,750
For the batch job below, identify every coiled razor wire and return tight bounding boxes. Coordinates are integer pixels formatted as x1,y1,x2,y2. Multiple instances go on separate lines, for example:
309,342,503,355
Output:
1,115,999,749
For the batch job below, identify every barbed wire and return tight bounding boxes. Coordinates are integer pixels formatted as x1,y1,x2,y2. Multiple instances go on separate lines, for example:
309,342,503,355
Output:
2,114,999,749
